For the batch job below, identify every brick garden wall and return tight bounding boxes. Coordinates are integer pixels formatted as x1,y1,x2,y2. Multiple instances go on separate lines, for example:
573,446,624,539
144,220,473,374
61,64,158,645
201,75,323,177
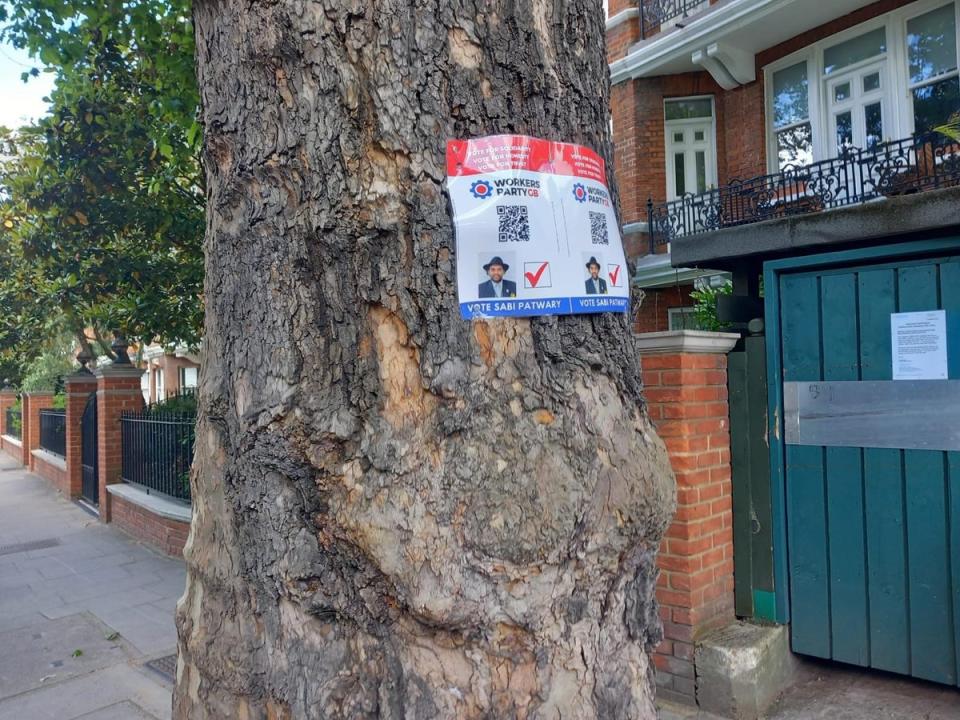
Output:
110,492,189,558
32,451,69,496
1,436,22,464
640,347,735,703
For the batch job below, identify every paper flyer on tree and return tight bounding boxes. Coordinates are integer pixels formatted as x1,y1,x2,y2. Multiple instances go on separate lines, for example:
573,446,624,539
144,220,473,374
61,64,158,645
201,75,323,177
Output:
447,134,629,320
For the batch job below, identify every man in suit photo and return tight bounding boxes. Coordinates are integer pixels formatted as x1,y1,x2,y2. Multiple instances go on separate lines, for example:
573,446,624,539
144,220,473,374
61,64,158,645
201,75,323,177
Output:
478,256,517,298
585,256,608,295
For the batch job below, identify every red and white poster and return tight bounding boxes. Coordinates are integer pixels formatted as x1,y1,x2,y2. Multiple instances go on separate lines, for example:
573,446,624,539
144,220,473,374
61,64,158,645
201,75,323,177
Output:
447,134,629,319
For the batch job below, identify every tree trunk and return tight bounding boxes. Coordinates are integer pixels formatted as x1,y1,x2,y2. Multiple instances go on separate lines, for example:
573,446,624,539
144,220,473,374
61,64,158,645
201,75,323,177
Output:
176,2,675,718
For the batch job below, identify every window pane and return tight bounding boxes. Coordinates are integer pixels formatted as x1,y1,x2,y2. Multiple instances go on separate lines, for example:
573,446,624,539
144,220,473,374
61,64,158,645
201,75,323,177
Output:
776,122,813,170
834,81,851,102
865,102,883,148
836,111,853,148
182,367,199,388
665,98,713,120
907,4,958,84
773,62,809,128
863,71,881,92
674,131,685,143
694,130,705,141
695,151,706,193
912,76,960,133
823,27,887,75
674,153,686,196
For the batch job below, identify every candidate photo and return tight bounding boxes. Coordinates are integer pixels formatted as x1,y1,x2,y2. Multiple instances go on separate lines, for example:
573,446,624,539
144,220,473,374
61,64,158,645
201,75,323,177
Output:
478,256,517,298
585,256,608,295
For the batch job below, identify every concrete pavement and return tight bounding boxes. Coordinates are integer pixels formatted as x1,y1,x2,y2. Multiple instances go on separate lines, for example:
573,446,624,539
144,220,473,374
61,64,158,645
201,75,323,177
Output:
659,656,960,719
0,457,184,720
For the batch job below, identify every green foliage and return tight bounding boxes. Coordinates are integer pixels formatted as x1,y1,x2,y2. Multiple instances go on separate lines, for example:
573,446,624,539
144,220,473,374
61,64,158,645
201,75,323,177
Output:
0,0,203,372
689,280,733,332
935,112,960,142
145,391,197,416
52,393,66,409
20,340,76,392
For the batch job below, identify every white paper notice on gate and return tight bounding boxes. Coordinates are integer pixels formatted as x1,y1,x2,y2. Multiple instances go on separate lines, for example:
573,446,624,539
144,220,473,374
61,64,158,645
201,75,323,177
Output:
447,134,629,320
890,310,948,380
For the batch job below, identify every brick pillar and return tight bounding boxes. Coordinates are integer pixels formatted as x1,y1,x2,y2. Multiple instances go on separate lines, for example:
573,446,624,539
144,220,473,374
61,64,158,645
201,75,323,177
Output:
65,371,97,499
0,387,16,437
24,391,55,471
95,363,145,523
636,329,739,705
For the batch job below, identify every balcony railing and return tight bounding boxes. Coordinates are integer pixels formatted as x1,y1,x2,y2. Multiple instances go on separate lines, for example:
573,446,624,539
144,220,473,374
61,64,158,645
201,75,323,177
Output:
640,0,710,39
39,409,66,458
648,132,960,248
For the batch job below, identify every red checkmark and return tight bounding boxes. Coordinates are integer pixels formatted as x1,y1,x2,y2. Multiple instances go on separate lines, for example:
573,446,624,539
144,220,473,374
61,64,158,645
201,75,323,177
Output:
525,261,549,288
609,265,621,286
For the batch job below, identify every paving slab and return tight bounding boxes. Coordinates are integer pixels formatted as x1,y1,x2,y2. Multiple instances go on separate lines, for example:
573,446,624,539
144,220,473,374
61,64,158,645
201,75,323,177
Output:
658,657,960,720
0,612,135,697
0,459,184,720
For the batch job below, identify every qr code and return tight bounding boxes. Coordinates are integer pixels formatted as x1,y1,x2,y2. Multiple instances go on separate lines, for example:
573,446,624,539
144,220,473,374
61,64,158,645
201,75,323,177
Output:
497,205,530,243
589,211,609,245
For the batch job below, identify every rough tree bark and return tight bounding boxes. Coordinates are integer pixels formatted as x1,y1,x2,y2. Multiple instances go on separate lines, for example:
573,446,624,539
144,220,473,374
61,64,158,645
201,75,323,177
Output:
176,1,675,718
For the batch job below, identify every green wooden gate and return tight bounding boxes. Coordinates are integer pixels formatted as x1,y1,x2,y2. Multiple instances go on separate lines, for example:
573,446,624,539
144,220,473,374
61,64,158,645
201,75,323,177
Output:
765,241,960,687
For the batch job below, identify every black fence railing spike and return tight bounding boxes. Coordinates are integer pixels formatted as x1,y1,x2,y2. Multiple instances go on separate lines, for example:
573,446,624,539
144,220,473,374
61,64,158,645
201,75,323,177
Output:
5,408,23,441
121,405,195,503
38,408,67,458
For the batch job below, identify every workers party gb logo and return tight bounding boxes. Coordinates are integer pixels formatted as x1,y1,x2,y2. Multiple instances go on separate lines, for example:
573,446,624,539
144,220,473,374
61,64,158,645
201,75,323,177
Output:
470,179,493,199
572,183,587,203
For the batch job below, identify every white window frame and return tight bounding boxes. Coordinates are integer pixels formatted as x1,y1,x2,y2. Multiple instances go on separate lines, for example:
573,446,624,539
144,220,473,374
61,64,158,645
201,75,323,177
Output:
668,306,700,331
663,95,718,201
763,0,960,173
902,0,960,134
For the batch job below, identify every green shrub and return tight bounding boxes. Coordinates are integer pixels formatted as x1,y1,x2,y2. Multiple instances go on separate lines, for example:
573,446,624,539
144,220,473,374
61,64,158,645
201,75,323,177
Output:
689,280,733,331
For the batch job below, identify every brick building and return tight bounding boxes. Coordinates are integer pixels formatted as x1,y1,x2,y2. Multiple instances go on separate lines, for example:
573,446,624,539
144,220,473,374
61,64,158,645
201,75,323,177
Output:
139,343,200,404
608,0,960,712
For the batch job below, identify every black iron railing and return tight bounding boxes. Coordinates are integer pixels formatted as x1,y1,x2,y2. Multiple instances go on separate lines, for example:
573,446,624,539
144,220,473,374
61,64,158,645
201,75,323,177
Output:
5,408,21,440
640,0,709,39
39,409,66,458
648,132,960,248
121,410,195,502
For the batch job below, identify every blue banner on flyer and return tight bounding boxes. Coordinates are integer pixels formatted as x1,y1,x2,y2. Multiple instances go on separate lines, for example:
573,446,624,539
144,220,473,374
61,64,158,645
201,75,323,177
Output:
448,134,630,320
460,295,630,319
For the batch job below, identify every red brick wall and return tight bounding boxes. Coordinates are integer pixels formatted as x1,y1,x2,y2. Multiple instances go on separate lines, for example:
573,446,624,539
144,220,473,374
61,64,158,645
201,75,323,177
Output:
33,451,69,495
24,393,54,472
0,392,16,436
97,370,146,522
1,436,22,464
757,0,913,68
634,284,697,334
606,16,640,64
65,377,97,500
110,492,190,558
641,351,734,703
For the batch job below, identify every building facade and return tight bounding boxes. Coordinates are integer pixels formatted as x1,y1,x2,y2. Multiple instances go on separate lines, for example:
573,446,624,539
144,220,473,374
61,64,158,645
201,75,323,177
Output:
609,0,960,710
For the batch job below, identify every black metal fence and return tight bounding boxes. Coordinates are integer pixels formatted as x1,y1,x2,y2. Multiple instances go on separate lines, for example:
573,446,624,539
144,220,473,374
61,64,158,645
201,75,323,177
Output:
5,408,21,440
120,410,195,502
649,131,960,247
39,409,66,458
640,0,708,38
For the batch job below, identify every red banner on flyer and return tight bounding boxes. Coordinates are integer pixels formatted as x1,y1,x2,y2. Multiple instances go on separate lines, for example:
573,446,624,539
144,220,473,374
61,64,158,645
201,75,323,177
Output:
446,134,607,183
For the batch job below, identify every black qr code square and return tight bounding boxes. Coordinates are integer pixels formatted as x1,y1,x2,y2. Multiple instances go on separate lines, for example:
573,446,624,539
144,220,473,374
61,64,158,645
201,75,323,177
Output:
497,205,530,243
589,211,609,245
